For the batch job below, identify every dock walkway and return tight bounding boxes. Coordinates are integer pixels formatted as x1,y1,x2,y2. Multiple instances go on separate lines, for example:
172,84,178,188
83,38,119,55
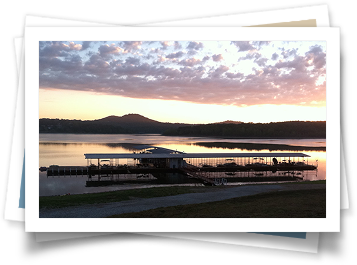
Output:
45,166,88,176
180,165,216,185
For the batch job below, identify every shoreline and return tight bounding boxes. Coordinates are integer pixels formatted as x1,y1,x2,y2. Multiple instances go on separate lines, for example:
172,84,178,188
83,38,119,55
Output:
39,132,326,140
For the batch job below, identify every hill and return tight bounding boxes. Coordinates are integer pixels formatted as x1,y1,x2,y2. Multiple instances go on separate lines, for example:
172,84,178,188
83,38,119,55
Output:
96,114,159,124
39,114,191,134
211,120,243,125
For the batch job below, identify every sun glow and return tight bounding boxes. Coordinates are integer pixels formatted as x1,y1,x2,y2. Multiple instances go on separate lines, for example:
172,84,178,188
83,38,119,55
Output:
40,88,326,123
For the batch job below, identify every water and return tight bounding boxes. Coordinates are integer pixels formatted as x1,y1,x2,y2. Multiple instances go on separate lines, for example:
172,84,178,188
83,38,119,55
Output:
39,134,326,196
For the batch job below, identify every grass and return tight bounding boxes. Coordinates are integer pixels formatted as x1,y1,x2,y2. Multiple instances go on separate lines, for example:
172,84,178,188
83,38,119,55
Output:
39,181,326,210
285,180,326,184
107,188,326,218
39,185,228,209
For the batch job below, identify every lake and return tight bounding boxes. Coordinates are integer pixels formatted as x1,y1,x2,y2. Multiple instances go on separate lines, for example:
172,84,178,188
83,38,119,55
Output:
39,134,326,196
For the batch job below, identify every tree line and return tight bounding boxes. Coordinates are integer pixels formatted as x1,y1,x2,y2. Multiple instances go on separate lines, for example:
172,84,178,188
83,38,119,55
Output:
39,118,326,138
39,119,130,134
39,118,182,134
162,121,326,138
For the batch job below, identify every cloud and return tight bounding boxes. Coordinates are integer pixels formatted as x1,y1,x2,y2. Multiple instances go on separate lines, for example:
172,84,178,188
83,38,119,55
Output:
69,42,82,50
275,55,307,72
271,53,279,60
160,41,171,49
202,55,210,61
253,41,271,47
98,44,124,58
174,41,182,50
212,54,223,61
211,65,229,77
39,41,71,58
83,54,111,76
119,41,142,52
187,41,204,50
226,72,244,79
231,41,256,52
238,52,267,66
166,51,185,59
125,57,141,65
81,41,92,51
39,40,326,108
187,50,198,56
255,57,268,67
305,45,326,69
39,54,83,72
178,58,202,67
262,66,279,76
281,48,298,59
238,52,261,61
39,41,85,59
155,55,166,63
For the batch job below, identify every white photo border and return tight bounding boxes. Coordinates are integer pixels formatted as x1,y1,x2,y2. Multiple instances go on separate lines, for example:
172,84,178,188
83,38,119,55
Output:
25,27,340,232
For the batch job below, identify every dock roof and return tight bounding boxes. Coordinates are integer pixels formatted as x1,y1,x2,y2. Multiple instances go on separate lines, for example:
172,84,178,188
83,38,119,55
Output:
84,152,311,159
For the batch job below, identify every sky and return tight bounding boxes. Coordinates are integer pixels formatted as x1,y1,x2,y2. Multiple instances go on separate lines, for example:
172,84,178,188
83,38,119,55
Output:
39,40,326,123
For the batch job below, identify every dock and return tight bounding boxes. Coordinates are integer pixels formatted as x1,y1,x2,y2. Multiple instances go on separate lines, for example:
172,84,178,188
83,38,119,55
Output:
44,166,88,176
41,146,318,186
181,165,216,185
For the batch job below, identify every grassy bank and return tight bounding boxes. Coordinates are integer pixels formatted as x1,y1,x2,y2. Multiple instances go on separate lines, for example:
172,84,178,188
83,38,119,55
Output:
39,181,326,212
287,180,325,184
108,188,326,218
39,185,227,209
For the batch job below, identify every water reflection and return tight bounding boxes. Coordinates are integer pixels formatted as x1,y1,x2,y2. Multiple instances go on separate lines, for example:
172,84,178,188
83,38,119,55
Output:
192,142,325,151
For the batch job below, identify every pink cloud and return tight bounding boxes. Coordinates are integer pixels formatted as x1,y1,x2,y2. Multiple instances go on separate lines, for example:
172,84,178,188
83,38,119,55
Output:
39,41,326,107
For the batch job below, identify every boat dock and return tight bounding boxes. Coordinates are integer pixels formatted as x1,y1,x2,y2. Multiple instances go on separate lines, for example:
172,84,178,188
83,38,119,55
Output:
41,146,317,186
43,166,88,176
181,164,217,185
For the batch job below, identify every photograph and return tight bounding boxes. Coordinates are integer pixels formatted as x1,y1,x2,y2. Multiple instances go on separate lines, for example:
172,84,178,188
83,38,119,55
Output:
38,39,327,219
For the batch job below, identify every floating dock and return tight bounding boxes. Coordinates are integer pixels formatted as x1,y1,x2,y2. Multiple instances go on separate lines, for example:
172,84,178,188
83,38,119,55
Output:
42,146,318,186
44,166,88,176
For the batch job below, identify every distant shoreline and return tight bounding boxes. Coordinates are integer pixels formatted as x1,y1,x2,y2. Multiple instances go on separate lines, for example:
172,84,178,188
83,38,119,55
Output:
39,115,326,138
39,132,326,140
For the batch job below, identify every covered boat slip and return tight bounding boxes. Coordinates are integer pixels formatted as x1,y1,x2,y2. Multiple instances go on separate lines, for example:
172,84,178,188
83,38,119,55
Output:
84,152,311,159
81,151,317,186
84,145,316,174
84,151,315,170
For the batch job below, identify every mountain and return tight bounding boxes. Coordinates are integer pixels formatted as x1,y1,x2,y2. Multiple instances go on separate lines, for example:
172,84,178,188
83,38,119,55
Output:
94,114,190,133
96,114,159,124
39,114,191,134
211,120,243,125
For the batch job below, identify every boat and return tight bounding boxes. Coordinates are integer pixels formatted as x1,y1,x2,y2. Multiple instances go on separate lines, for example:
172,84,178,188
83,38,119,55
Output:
223,162,237,167
246,162,267,167
137,174,150,178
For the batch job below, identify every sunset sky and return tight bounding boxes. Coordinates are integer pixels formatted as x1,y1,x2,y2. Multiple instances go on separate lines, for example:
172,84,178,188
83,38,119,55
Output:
39,40,326,123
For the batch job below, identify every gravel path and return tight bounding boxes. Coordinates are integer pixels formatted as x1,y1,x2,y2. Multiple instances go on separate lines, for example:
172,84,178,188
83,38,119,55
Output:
39,184,325,218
